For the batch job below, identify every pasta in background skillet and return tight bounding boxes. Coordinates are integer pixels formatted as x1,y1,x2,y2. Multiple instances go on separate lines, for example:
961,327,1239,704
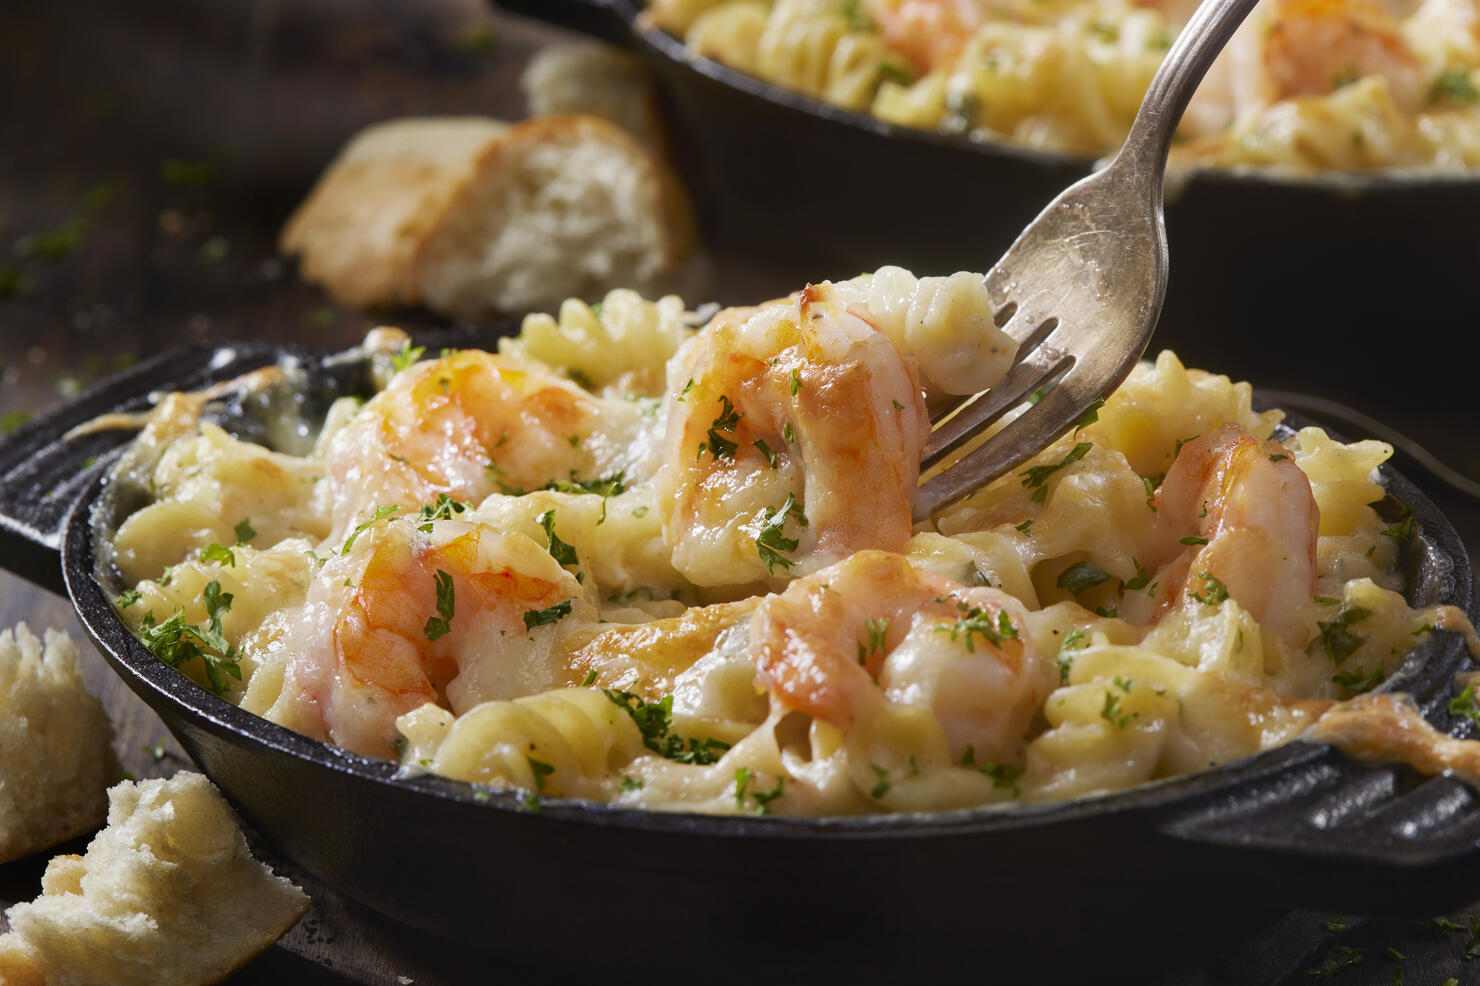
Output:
644,0,1480,171
103,267,1476,817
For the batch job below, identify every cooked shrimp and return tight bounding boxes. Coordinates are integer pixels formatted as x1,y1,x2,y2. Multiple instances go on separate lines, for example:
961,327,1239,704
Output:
1123,423,1319,647
657,288,929,586
264,516,586,758
753,551,1052,762
877,0,994,74
1261,0,1424,108
325,349,650,539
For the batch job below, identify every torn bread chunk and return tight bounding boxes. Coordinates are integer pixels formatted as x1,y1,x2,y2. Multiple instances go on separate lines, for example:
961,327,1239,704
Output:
0,772,310,986
0,624,111,864
281,114,693,318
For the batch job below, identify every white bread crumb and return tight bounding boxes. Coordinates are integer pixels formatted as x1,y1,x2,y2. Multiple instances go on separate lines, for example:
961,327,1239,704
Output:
0,624,110,864
0,772,310,986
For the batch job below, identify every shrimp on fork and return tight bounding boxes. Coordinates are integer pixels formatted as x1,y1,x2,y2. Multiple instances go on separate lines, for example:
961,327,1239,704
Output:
264,516,587,758
657,288,930,587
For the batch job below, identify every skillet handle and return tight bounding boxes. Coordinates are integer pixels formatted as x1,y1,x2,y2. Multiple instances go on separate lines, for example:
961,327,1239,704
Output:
0,344,274,596
493,0,640,46
1157,739,1480,911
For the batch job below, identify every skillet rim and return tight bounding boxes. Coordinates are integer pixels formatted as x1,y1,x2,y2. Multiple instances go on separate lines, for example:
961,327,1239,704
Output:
61,344,1480,844
618,5,1480,194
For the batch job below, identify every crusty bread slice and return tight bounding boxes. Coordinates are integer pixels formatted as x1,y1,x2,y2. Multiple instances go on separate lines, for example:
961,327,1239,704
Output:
279,116,510,308
0,624,110,864
279,114,693,319
412,115,693,318
0,772,310,986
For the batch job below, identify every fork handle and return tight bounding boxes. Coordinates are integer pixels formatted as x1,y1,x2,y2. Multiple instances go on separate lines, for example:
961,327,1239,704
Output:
1117,0,1264,180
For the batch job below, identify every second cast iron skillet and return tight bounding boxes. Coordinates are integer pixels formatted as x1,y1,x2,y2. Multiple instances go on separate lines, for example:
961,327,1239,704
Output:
498,0,1480,419
1,327,1478,974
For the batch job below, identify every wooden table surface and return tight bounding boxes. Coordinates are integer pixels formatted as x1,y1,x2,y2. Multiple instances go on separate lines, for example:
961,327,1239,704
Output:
3,2,1480,982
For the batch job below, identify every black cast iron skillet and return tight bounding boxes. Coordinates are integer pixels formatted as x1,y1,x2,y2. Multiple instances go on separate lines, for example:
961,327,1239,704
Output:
498,0,1480,418
2,329,1479,977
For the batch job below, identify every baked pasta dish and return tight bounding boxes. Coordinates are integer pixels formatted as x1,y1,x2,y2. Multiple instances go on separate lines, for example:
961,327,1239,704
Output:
102,268,1474,816
645,0,1480,171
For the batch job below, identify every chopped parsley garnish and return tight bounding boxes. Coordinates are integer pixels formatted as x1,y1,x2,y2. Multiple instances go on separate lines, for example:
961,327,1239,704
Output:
135,580,241,694
234,519,256,544
1125,558,1150,591
117,588,142,608
677,378,694,401
1057,560,1109,596
200,542,235,567
1269,453,1289,462
701,395,742,460
603,689,731,764
1143,476,1159,511
1,410,33,434
1072,398,1105,435
1431,67,1480,105
939,601,1018,652
535,509,579,568
869,763,892,799
1448,684,1480,731
789,368,802,396
523,599,573,630
1304,945,1365,982
967,563,992,587
1314,595,1341,606
521,755,553,812
879,60,913,85
841,0,875,31
782,421,795,443
756,491,807,574
1015,518,1033,534
960,747,1024,795
858,616,890,663
620,776,643,792
1057,628,1087,683
891,399,905,410
1190,571,1229,606
581,669,598,686
1381,507,1415,543
1021,442,1092,503
1179,534,1209,545
754,439,779,469
416,493,468,531
1310,605,1372,664
423,569,455,641
390,339,426,373
341,504,400,554
1332,667,1384,694
734,767,784,813
1100,688,1137,728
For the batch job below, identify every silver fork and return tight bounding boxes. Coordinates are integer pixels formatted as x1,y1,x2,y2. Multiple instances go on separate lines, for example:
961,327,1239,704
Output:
913,0,1261,522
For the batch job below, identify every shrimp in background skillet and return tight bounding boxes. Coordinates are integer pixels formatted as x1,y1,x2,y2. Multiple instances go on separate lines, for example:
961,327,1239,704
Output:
263,516,587,759
656,288,930,587
1260,0,1424,108
876,0,994,75
753,550,1053,763
325,349,652,541
1120,423,1319,648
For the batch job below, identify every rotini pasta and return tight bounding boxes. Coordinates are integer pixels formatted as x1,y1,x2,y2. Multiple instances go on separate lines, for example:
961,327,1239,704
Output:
105,267,1477,817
